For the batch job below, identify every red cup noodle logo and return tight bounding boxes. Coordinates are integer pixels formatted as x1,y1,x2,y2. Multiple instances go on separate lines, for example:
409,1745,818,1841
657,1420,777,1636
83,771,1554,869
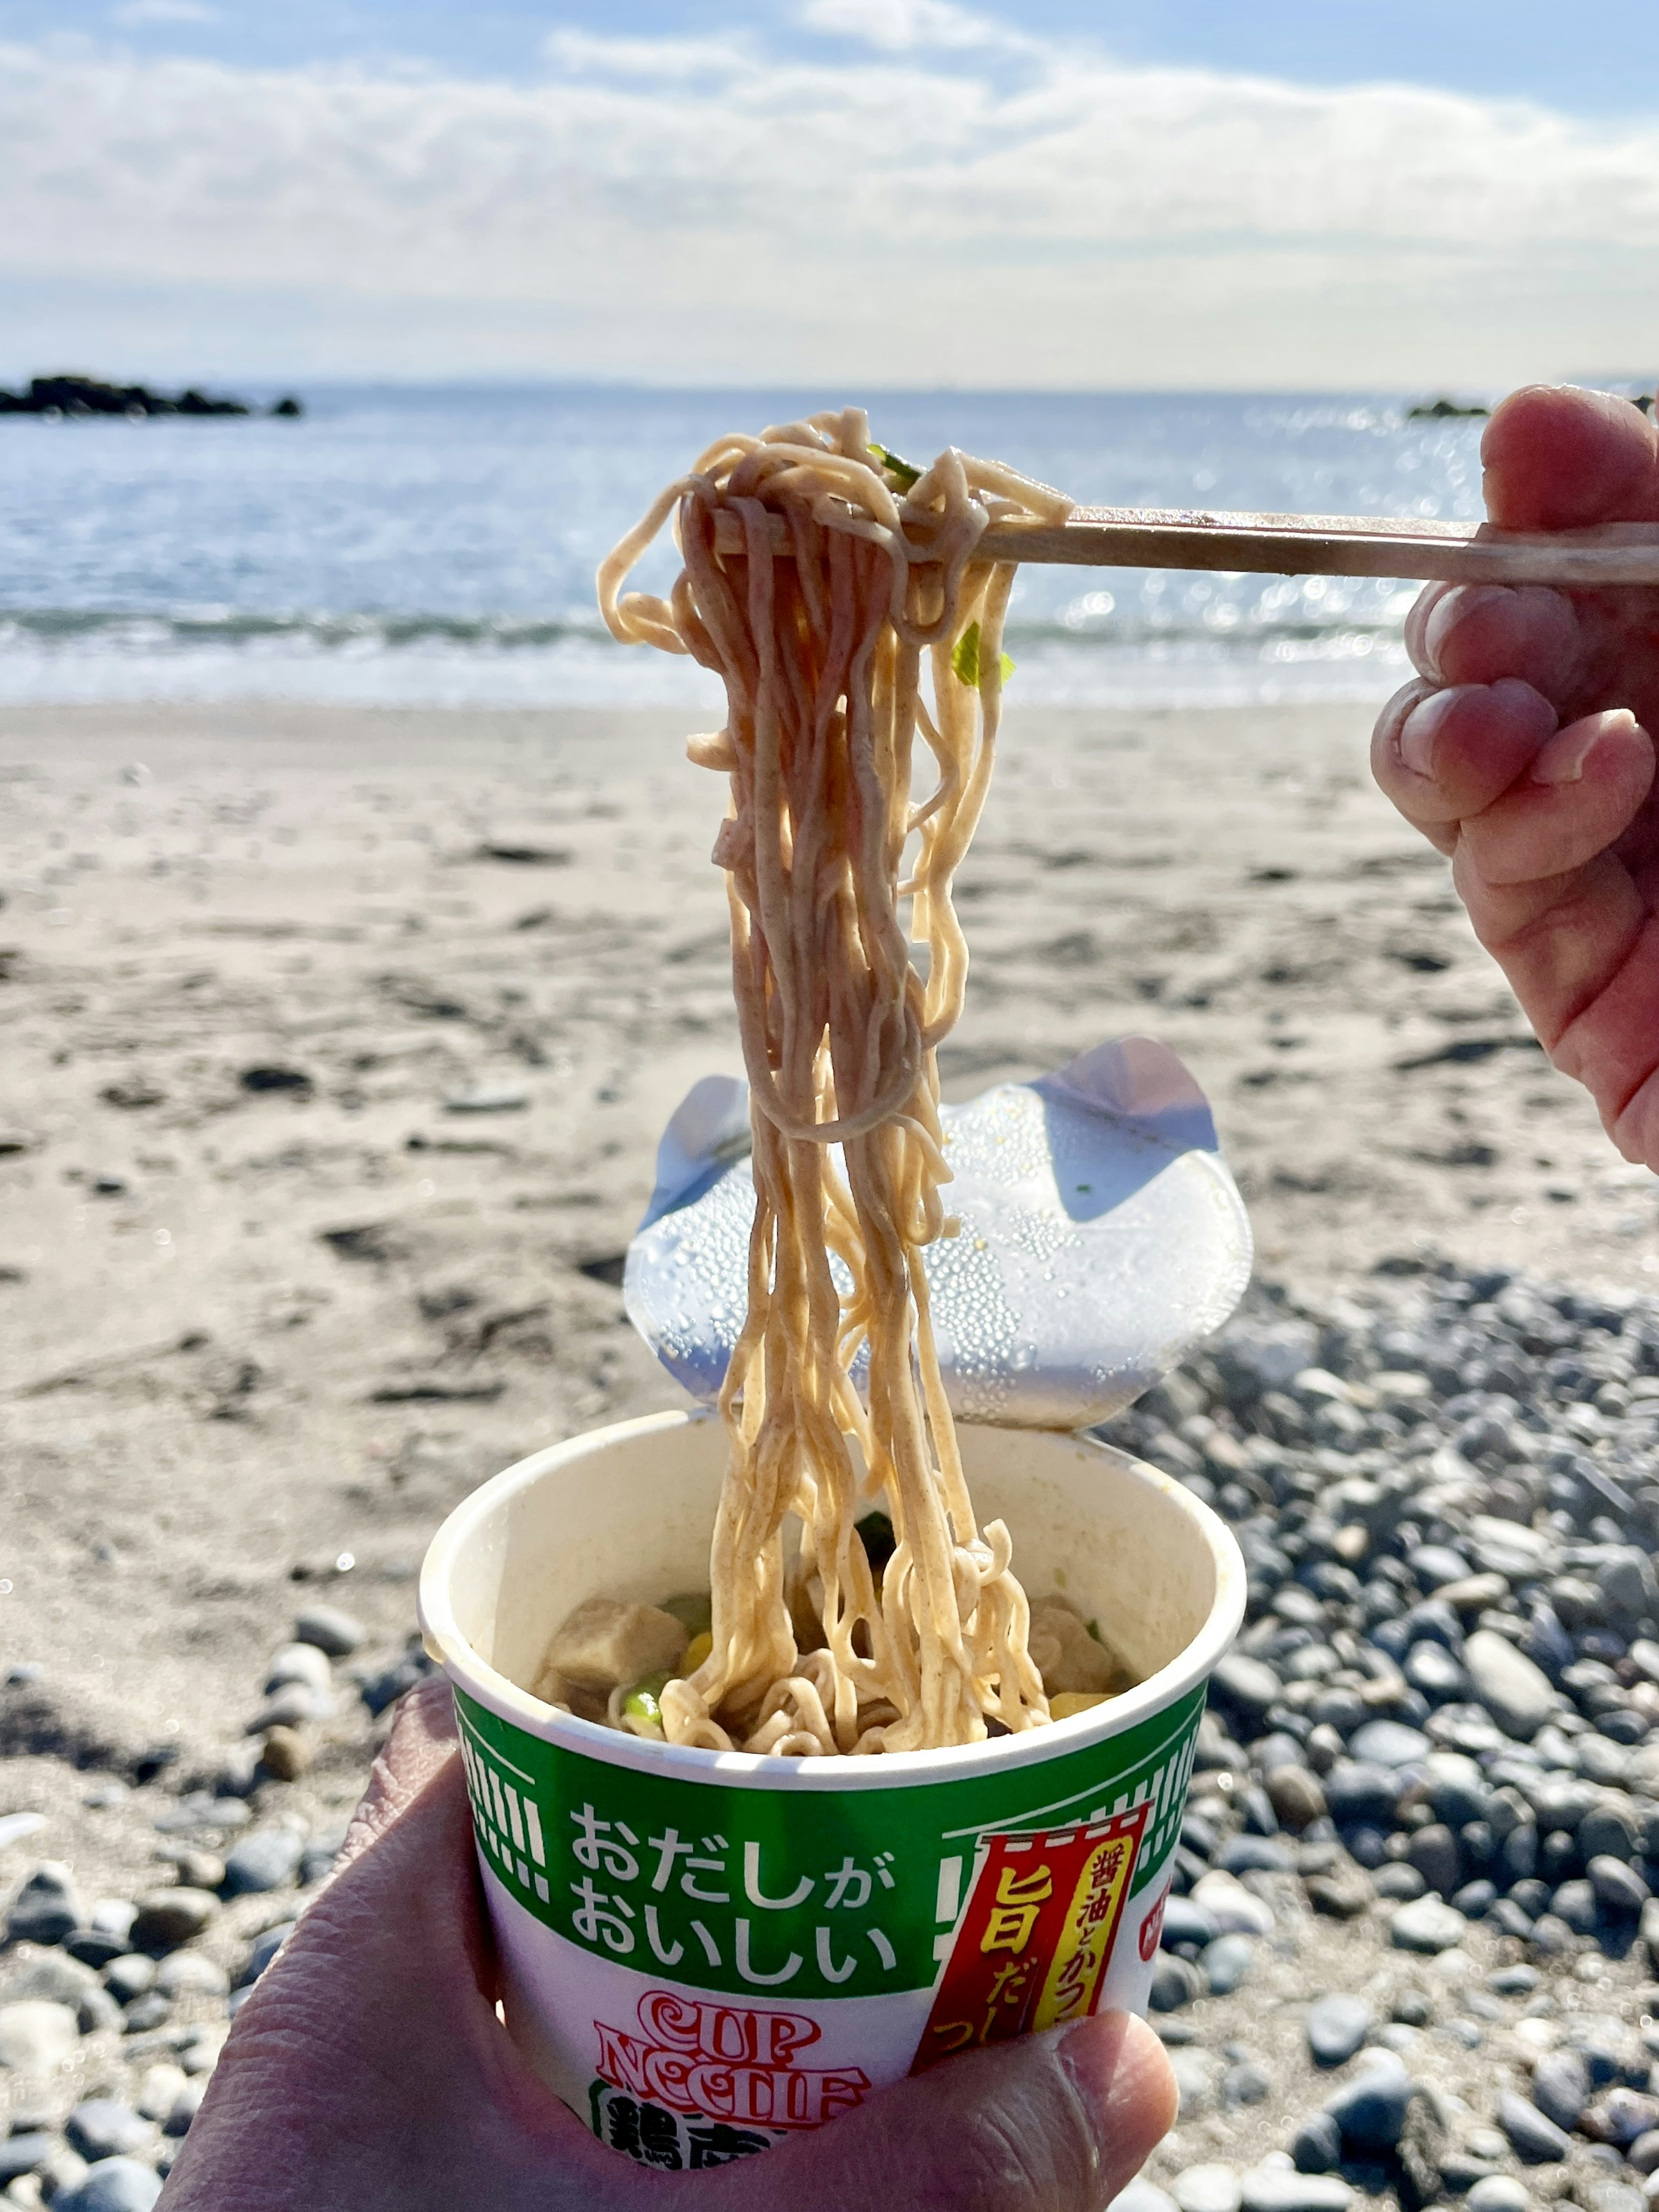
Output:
594,1992,869,2130
1139,1883,1169,1963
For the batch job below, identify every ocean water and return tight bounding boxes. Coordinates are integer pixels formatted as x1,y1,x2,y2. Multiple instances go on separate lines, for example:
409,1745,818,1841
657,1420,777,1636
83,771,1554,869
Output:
0,385,1487,711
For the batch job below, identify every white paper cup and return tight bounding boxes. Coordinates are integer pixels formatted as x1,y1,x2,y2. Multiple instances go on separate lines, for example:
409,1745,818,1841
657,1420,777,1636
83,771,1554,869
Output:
419,1408,1244,2171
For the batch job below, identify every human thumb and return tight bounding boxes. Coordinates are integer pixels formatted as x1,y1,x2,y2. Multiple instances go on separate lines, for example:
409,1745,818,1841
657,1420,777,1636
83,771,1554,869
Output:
711,2010,1176,2212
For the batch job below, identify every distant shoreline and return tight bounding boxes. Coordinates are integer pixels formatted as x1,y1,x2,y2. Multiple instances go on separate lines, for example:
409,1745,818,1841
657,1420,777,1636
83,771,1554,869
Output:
0,373,302,421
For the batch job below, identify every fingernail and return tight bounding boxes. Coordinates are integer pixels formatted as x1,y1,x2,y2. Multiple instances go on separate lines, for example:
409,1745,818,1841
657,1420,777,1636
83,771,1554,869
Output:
1530,722,1602,785
1421,586,1505,681
1397,687,1462,778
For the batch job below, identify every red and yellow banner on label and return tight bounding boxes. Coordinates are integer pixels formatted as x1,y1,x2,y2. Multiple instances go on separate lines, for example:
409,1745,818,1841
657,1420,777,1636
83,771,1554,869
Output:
912,1806,1149,2072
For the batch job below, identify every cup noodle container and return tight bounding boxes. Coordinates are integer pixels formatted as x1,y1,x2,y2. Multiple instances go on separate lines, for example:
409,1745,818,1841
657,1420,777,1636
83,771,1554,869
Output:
419,1407,1244,2174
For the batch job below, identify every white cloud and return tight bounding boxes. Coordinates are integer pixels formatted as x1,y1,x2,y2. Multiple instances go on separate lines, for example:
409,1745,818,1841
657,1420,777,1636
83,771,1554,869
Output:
0,21,1656,385
795,0,1021,52
109,0,219,23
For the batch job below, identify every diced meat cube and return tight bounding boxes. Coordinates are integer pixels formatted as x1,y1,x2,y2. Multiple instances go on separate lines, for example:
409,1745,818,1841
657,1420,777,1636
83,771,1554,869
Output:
540,1598,687,1695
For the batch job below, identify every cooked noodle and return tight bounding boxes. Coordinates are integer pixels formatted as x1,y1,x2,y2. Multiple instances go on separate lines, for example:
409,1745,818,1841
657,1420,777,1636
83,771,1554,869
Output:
598,407,1073,1754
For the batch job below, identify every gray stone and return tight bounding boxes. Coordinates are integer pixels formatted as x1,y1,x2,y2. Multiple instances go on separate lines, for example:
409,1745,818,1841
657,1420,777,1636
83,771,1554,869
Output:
0,1999,78,2071
1307,1995,1373,2068
1266,1765,1327,1830
1467,2182,1532,2212
1465,1633,1558,1740
292,1603,365,1656
1589,1855,1651,1915
1325,2060,1412,2151
1407,1824,1463,1897
265,1642,332,1695
104,1956,155,2003
1202,1935,1256,1996
1373,1863,1427,1902
1162,1897,1220,1949
155,1951,230,1999
6,1862,83,1947
1583,2090,1659,2148
1351,1720,1433,1768
1150,1957,1202,2011
246,1684,328,1733
1324,1762,1398,1827
130,1889,218,1951
0,2134,53,2185
0,1953,100,2011
1224,2062,1273,2109
1498,2089,1574,2162
164,2076,207,2135
66,2103,153,2162
1168,2046,1219,2118
1630,2132,1659,2176
1305,1869,1374,1918
54,2158,164,2212
1111,2186,1178,2212
1239,2173,1354,2212
1391,1895,1468,1953
134,2064,188,2123
222,1829,304,1897
1172,2165,1241,2212
1551,1879,1598,1935
1530,2048,1591,2132
1213,1655,1282,1726
1293,2113,1344,2174
1424,1752,1492,1827
122,1991,172,2033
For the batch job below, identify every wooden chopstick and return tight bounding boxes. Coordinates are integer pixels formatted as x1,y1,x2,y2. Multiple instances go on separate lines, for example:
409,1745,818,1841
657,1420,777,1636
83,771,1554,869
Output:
709,506,1659,587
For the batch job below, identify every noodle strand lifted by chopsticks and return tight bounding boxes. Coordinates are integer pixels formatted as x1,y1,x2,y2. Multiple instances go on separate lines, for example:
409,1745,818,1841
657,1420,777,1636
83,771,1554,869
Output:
599,408,1074,1755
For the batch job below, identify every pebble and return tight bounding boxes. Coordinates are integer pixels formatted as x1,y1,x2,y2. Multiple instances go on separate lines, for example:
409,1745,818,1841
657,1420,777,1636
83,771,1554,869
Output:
1112,2187,1178,2212
260,1726,312,1782
292,1603,366,1657
1588,1856,1650,1915
1239,2172,1354,2212
1464,1634,1559,1741
1583,2090,1659,2147
0,1814,47,1852
1225,2061,1274,2109
1529,2048,1591,2132
134,2064,188,2123
222,1828,305,1897
1169,2047,1220,2117
1630,2132,1659,2176
236,1922,295,1988
0,2136,53,2185
1467,2181,1533,2212
1173,2166,1242,2212
1291,2113,1344,2174
53,2158,164,2212
1407,1824,1463,1897
103,1956,155,2003
1391,1896,1467,1953
246,1684,328,1733
265,1641,333,1695
1150,1958,1202,2012
1202,1935,1257,1996
1351,1720,1433,1768
1190,1871,1275,1936
6,1863,83,1947
0,1999,79,2071
155,1951,229,1999
1497,2089,1574,2162
1324,2059,1413,2152
1306,1994,1373,2068
66,2104,153,2162
130,1889,218,1951
1304,1870,1373,1918
164,2076,207,2135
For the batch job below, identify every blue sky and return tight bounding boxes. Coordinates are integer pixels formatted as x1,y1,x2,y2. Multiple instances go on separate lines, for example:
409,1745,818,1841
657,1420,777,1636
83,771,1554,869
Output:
6,0,1657,113
1,2,1656,388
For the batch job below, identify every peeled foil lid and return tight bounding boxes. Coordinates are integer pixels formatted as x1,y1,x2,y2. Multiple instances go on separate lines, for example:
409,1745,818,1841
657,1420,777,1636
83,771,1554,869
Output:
623,1036,1254,1432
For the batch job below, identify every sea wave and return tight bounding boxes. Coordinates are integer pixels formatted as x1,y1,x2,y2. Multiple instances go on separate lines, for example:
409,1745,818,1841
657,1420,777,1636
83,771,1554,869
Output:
0,601,1414,709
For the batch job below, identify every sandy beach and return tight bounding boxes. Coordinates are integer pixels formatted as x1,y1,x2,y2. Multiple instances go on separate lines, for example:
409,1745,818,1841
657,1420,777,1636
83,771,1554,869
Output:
3,694,1656,2166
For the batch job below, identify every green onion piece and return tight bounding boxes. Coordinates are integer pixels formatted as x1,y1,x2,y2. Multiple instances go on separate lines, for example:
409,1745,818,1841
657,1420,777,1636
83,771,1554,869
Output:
950,621,1016,691
623,1670,672,1729
1087,1619,1103,1644
868,442,922,491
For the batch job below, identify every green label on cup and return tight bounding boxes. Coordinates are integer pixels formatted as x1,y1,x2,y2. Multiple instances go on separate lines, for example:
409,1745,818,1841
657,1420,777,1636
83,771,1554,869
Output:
455,1686,1203,2005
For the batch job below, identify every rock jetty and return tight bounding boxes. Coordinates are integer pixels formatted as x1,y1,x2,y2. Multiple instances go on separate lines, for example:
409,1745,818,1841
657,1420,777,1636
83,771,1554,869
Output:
0,375,302,420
